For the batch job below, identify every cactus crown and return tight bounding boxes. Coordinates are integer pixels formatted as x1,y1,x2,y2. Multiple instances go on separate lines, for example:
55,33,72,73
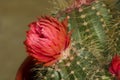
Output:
19,0,120,80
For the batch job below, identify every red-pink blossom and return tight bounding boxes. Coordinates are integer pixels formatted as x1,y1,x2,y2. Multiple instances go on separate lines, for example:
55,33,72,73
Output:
24,16,70,66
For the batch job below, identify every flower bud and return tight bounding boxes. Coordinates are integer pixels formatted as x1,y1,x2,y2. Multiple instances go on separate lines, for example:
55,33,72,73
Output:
109,55,120,80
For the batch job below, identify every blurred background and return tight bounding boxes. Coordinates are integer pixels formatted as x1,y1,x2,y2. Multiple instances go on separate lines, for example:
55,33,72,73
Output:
0,0,51,80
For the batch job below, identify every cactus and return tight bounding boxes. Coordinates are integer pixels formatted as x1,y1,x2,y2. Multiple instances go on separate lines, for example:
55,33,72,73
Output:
16,0,120,80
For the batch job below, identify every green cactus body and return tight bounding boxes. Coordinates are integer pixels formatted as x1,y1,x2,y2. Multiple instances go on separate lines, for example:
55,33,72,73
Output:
27,1,120,80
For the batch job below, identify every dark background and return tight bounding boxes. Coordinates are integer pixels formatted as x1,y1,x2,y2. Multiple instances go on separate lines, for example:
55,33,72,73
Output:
0,0,51,80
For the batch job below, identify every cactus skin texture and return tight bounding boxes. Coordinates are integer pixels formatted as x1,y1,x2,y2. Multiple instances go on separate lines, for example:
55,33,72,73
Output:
24,1,120,80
